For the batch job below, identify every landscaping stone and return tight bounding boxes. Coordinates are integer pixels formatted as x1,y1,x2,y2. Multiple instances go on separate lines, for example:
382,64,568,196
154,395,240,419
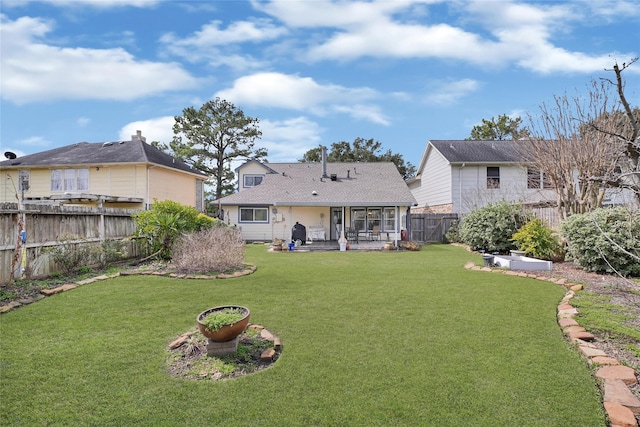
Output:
60,284,77,292
557,303,574,311
248,324,265,331
588,356,620,366
41,287,63,296
274,337,282,350
261,329,274,341
563,325,586,334
558,307,579,317
570,284,583,291
597,366,638,387
260,348,276,362
169,333,192,349
604,379,640,415
0,301,21,313
578,346,608,358
76,278,95,285
575,339,597,348
558,318,579,328
604,402,638,427
569,331,595,341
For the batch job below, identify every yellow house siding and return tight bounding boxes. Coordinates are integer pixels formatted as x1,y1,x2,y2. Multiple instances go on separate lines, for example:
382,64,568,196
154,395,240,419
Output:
148,167,197,207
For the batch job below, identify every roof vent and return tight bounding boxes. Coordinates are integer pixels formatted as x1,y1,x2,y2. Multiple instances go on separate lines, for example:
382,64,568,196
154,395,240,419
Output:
330,174,337,181
102,142,113,147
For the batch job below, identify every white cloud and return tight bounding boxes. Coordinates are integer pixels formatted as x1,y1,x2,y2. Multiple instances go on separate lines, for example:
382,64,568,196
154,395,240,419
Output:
159,19,286,69
119,116,176,145
255,0,636,74
77,117,90,127
0,15,200,104
216,72,384,124
259,117,323,162
16,136,51,147
424,79,480,105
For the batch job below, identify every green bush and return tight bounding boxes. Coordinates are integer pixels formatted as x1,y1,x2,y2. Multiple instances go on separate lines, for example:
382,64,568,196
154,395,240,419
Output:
46,237,99,275
511,219,563,261
132,200,221,260
459,201,530,253
561,207,640,276
444,220,462,243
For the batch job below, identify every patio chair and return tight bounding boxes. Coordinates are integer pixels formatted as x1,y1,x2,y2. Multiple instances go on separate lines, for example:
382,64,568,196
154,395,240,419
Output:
371,225,381,240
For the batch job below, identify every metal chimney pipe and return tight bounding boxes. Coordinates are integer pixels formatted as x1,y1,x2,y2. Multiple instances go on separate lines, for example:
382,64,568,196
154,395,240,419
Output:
321,146,328,178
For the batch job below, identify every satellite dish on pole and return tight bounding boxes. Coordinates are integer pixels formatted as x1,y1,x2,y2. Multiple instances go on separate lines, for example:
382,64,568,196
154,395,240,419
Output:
4,152,17,160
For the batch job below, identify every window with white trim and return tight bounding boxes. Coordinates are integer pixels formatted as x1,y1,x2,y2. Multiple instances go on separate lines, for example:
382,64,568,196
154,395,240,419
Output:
487,167,500,189
243,174,264,188
51,168,89,192
18,170,30,192
239,207,268,223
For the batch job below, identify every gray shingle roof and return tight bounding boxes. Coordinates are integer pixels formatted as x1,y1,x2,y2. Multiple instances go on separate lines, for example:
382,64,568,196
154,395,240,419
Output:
0,140,206,177
217,162,417,207
430,140,525,163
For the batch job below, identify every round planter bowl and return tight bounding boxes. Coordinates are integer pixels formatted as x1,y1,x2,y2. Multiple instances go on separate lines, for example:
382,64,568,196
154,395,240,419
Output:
197,305,250,342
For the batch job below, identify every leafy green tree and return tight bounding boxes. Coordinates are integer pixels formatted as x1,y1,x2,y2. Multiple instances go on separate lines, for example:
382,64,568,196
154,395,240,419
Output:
299,137,416,180
155,98,267,201
466,114,529,140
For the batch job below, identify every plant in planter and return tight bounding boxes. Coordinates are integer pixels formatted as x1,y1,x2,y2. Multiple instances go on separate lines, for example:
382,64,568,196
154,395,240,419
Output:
197,305,250,343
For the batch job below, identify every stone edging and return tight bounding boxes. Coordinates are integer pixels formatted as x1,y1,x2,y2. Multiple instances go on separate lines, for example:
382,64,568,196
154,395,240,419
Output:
464,262,640,427
0,264,257,314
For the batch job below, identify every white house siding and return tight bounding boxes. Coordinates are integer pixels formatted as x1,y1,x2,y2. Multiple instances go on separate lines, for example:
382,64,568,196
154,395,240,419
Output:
411,150,451,210
237,162,270,192
224,205,330,242
457,165,557,214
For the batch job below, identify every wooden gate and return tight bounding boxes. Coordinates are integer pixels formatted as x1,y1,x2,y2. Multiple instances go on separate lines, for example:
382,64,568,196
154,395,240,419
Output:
409,213,459,243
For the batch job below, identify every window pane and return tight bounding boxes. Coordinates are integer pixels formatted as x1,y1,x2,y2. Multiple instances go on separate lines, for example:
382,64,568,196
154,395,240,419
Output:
64,169,76,191
487,167,500,189
77,168,89,191
254,176,263,185
383,208,395,230
527,167,540,189
254,208,267,221
240,208,254,221
18,170,30,192
51,170,63,192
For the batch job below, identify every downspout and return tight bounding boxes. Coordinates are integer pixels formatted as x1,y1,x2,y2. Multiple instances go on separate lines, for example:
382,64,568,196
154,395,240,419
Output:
458,163,465,213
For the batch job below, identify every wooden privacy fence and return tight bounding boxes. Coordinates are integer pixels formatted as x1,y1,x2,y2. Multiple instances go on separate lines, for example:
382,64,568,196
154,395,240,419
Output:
0,203,140,283
410,213,459,243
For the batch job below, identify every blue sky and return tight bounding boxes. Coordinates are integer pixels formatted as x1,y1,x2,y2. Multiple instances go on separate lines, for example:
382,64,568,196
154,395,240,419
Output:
1,0,639,167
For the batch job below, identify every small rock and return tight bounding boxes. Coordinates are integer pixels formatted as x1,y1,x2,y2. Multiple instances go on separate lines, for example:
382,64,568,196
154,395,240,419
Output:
260,348,276,362
463,262,475,269
570,284,583,291
274,337,282,350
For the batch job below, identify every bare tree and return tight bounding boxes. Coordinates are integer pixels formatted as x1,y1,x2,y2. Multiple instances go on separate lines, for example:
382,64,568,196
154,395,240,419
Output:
522,59,638,219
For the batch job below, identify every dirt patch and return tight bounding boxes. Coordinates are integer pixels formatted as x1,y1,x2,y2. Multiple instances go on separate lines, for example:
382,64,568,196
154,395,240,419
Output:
166,328,280,381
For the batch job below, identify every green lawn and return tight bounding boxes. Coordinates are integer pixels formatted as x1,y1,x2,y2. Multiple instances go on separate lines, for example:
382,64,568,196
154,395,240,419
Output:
0,244,605,426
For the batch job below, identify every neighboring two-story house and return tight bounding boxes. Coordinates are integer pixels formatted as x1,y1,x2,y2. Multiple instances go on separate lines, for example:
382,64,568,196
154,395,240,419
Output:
0,131,207,211
408,140,556,215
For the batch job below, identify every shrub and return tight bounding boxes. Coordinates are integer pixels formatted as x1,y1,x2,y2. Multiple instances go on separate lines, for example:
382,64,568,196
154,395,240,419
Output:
511,218,564,261
99,239,129,266
444,220,462,243
46,237,99,275
170,226,245,274
561,207,640,276
132,200,221,260
458,201,530,253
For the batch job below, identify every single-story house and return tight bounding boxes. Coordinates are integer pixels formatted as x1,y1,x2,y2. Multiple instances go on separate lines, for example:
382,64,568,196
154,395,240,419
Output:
408,140,557,215
214,154,417,245
0,131,207,211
